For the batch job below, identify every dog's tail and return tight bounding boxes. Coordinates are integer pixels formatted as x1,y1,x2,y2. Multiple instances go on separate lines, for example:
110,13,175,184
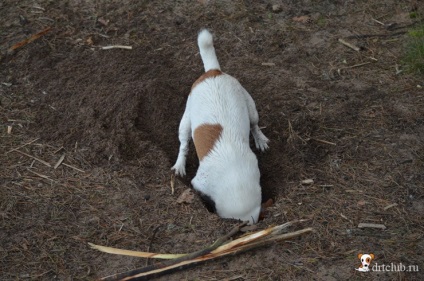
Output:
197,29,221,72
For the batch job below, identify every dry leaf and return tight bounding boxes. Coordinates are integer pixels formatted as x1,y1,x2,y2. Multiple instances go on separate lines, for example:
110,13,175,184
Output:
176,188,195,204
86,36,94,45
259,198,274,220
262,198,274,209
292,15,311,23
357,200,366,206
98,17,109,26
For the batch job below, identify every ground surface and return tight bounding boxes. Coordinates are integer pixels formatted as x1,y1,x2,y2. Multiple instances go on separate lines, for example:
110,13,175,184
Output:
1,0,423,280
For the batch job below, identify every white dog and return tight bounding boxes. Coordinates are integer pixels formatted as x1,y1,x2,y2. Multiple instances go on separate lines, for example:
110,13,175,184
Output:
172,29,269,225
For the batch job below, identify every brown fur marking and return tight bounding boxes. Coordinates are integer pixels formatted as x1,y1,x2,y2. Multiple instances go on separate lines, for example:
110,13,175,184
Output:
190,69,222,92
193,123,223,161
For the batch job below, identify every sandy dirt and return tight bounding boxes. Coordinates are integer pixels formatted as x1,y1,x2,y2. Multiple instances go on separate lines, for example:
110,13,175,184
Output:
1,0,423,280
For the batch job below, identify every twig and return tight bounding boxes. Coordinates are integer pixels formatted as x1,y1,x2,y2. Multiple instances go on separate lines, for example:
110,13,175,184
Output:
287,120,307,145
31,5,46,11
27,169,53,181
99,222,248,281
358,223,386,230
146,225,164,266
54,154,66,169
62,163,85,173
101,45,133,50
102,227,313,281
339,61,374,70
6,138,39,154
93,220,311,281
8,27,51,53
338,38,360,52
88,243,185,260
309,138,337,146
170,174,175,195
12,150,51,167
371,18,385,26
383,203,398,210
344,31,406,39
93,220,306,260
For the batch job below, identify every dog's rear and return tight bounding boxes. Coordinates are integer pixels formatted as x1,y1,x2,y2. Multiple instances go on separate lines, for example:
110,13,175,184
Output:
172,29,269,224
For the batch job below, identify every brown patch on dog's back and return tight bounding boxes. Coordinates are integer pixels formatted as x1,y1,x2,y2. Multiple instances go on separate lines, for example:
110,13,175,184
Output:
193,123,223,161
191,69,222,92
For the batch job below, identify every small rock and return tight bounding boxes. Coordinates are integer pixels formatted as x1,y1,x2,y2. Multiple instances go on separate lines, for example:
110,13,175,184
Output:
301,179,314,185
272,4,282,13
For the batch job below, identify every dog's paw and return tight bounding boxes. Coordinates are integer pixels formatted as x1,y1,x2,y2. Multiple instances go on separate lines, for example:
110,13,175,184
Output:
254,131,269,152
171,163,186,177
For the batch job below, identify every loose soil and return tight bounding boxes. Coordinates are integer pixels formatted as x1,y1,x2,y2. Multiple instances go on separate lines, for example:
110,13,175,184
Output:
1,0,423,280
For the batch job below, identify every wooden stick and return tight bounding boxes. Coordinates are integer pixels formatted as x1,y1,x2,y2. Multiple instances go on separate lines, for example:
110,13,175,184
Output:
102,227,313,281
338,38,360,52
309,138,337,146
383,203,398,210
95,220,311,281
92,220,306,260
6,138,40,154
8,27,51,52
170,174,175,195
358,223,386,230
27,169,53,181
371,18,385,26
344,31,406,39
101,45,132,50
54,154,66,169
88,243,186,259
340,62,373,69
62,162,85,173
12,150,51,167
100,222,248,281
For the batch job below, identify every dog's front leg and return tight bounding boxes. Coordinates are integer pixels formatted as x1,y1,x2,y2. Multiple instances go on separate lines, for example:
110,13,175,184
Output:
171,107,191,176
243,89,269,151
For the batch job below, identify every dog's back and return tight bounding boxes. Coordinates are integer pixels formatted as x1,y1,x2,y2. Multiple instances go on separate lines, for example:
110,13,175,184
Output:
191,30,251,150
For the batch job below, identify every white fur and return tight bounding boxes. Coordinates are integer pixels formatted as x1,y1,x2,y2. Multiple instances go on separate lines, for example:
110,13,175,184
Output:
197,29,221,72
172,29,269,225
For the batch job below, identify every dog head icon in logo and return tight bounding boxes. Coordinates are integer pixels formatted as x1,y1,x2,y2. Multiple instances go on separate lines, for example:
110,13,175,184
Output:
356,253,375,272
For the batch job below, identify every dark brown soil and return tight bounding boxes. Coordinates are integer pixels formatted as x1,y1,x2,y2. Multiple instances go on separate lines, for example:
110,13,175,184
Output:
1,0,423,280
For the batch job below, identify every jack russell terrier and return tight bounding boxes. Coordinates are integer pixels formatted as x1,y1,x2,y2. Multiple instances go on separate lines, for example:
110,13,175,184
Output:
172,29,269,225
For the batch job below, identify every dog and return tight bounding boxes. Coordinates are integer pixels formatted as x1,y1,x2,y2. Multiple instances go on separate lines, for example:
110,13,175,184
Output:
171,29,269,225
356,253,375,272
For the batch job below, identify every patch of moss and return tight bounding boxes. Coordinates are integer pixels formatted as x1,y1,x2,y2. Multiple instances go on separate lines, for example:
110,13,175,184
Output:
403,23,424,74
